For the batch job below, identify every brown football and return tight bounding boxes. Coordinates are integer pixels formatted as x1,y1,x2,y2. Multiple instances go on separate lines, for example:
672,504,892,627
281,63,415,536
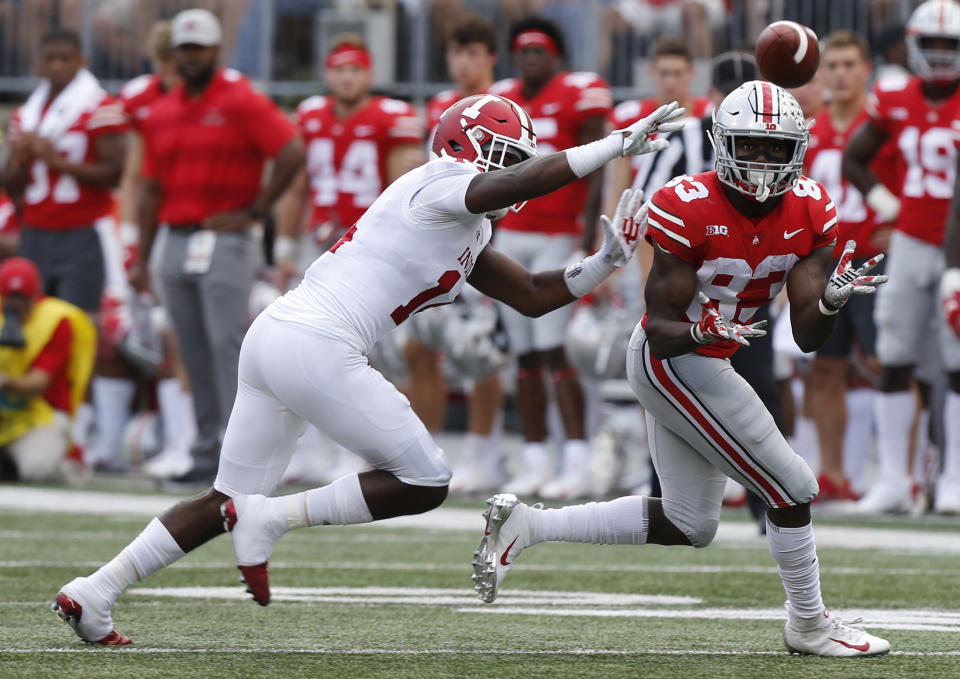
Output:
755,21,820,89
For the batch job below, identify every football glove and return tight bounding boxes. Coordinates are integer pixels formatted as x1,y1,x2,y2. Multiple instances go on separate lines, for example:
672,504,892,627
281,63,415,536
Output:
821,240,888,313
615,101,686,157
598,188,646,267
691,292,768,347
942,268,960,338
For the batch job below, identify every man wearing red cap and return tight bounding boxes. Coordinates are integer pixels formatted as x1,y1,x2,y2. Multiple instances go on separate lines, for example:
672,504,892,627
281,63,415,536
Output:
489,16,613,498
0,257,95,482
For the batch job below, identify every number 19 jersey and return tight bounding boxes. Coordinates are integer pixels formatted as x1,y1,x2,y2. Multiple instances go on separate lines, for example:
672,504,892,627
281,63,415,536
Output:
268,158,491,353
643,171,837,358
866,73,960,245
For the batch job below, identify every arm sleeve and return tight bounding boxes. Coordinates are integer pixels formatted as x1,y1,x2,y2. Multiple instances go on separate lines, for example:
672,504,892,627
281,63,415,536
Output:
240,89,298,157
408,165,479,227
811,182,839,250
643,189,698,263
31,319,73,377
86,99,129,140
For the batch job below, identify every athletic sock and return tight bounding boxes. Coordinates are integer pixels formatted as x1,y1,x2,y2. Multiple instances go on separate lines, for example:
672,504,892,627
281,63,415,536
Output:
90,377,136,468
157,378,188,454
793,416,821,476
526,495,648,545
843,388,874,493
943,392,960,482
297,473,373,528
873,391,913,482
911,408,931,486
560,438,590,477
88,518,185,605
765,519,824,626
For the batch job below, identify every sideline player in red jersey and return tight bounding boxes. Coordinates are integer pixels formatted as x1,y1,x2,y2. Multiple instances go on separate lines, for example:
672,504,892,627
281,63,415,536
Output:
3,29,127,313
489,16,613,498
274,34,425,285
53,93,684,645
473,81,891,657
844,0,960,514
411,16,507,493
804,30,898,501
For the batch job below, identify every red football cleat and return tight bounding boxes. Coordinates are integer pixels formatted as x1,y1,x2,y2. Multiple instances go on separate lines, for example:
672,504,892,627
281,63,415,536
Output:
221,498,272,606
53,592,132,645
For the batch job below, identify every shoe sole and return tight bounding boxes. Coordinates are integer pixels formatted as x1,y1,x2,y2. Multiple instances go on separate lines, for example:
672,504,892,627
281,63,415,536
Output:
52,593,131,645
220,500,271,606
783,630,890,657
471,493,518,604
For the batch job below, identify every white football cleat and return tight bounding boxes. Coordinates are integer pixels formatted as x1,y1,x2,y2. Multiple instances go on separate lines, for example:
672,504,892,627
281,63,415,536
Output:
221,494,287,606
934,477,960,514
53,577,131,645
784,609,890,657
853,478,911,514
471,493,539,603
538,468,591,500
143,448,194,480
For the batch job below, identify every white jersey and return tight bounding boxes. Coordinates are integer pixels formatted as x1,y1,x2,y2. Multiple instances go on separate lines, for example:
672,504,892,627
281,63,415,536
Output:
269,158,492,352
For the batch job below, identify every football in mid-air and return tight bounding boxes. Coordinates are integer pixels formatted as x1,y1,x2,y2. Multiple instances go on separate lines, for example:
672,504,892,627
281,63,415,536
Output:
755,21,820,88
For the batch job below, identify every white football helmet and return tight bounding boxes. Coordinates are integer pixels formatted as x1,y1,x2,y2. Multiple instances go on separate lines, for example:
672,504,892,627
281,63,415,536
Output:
409,304,453,351
906,0,960,82
710,80,808,202
442,298,508,379
565,304,634,380
367,326,410,383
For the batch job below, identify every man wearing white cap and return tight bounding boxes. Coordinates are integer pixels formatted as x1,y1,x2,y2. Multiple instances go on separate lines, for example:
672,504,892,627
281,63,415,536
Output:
129,8,306,482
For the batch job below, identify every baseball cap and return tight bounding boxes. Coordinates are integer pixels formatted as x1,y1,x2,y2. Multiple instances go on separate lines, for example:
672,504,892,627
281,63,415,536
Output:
0,257,41,299
171,9,222,48
711,52,759,96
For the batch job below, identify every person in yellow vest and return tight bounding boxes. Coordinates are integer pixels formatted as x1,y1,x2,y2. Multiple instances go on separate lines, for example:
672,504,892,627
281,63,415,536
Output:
0,257,96,481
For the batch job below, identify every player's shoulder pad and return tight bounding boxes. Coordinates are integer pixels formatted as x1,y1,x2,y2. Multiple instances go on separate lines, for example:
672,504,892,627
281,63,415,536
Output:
611,99,642,125
119,74,154,101
488,78,518,95
380,97,415,115
874,72,911,93
297,95,326,114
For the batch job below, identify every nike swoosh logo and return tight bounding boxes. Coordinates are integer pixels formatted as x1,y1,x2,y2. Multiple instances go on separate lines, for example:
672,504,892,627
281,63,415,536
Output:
499,537,519,566
829,638,870,652
784,228,803,239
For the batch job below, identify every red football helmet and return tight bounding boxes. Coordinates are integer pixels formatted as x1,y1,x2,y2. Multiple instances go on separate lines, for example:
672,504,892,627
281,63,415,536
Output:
432,94,538,172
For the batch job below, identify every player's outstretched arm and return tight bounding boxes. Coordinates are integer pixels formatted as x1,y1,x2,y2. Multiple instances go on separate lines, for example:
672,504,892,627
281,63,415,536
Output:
464,102,685,216
842,121,900,223
468,188,645,316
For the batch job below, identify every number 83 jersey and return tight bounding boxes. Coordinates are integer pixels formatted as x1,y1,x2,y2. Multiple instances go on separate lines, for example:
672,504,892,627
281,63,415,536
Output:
644,171,837,358
269,158,491,353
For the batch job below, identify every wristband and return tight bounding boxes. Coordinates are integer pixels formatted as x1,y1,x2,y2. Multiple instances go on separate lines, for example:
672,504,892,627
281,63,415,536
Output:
818,297,840,316
273,235,297,262
690,323,706,344
564,134,623,178
864,184,900,222
563,251,618,298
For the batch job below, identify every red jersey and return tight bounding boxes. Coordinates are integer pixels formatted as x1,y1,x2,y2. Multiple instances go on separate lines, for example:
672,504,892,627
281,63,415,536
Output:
490,72,613,234
294,95,423,232
427,88,462,134
805,108,900,258
866,73,960,245
609,96,713,186
119,73,167,133
644,172,837,358
142,68,297,226
10,96,127,230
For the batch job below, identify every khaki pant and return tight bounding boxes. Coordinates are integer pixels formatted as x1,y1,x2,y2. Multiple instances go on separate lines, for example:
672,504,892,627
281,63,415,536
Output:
6,411,72,482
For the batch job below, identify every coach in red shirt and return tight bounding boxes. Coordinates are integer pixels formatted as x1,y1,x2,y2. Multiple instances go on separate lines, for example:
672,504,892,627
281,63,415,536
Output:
132,8,305,481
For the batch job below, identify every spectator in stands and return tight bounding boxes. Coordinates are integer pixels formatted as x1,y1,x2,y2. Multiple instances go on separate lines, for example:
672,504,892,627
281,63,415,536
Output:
129,8,305,482
0,258,96,483
613,0,725,59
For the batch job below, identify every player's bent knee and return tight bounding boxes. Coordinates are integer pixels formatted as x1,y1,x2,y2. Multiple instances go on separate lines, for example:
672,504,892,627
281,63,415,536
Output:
661,500,718,548
684,518,719,548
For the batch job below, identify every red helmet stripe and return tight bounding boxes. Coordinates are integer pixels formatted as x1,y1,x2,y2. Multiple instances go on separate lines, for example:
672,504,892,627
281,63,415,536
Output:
761,82,774,124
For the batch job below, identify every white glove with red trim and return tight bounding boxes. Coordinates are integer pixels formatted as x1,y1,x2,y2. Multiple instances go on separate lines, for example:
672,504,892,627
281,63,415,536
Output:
821,240,888,314
942,268,960,338
691,292,768,347
598,188,646,267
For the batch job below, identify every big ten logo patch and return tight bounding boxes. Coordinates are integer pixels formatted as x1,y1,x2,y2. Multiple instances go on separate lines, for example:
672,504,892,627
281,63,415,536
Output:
706,225,728,236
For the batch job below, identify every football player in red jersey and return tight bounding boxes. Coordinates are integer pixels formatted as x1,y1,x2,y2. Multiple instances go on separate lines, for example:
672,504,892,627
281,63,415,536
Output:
274,34,425,286
409,16,507,493
490,17,613,498
473,81,891,657
804,31,898,501
52,92,684,645
843,0,960,514
606,35,713,221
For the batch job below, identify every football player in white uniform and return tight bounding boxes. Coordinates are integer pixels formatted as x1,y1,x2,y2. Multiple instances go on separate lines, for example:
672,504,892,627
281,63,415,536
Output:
52,93,684,644
473,82,891,657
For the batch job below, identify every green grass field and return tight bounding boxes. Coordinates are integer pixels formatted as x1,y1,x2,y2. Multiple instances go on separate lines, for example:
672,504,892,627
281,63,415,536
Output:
2,484,960,679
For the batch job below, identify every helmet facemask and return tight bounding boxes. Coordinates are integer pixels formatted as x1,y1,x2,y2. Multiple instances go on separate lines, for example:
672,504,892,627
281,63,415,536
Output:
907,34,960,82
712,128,807,202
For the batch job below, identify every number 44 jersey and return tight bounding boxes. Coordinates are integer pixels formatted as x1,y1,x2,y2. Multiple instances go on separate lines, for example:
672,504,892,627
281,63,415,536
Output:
643,171,837,358
268,157,490,353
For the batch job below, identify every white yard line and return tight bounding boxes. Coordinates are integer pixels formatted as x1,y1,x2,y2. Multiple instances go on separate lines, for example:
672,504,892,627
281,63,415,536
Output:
3,486,960,553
